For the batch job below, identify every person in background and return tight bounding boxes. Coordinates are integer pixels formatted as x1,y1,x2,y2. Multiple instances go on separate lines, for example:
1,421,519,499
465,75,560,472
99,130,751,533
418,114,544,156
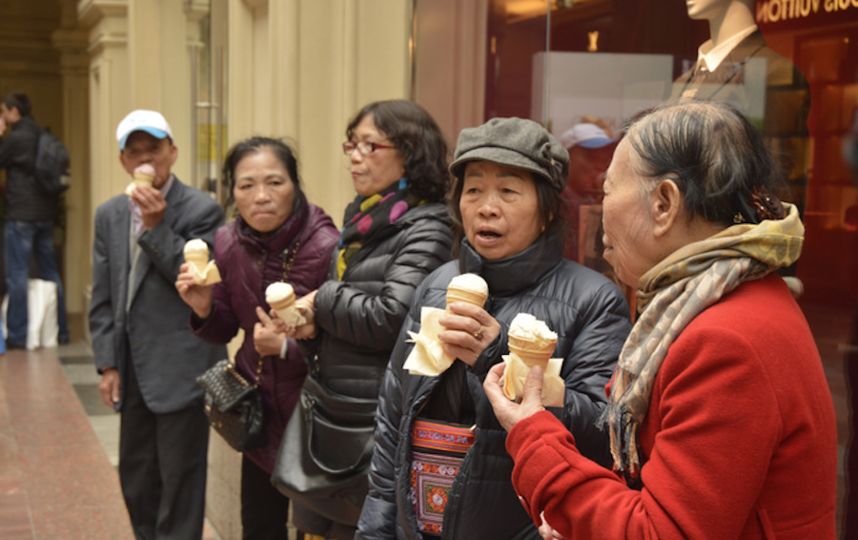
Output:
0,91,69,349
485,100,837,540
89,109,225,540
176,137,339,540
287,99,455,540
355,117,631,540
558,120,616,267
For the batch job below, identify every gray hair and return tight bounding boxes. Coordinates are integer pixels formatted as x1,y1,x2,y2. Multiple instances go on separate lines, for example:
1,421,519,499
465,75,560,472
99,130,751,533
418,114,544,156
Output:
624,100,785,225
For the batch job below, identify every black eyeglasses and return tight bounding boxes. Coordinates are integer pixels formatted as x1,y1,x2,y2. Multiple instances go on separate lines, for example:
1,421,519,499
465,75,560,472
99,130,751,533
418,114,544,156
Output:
342,141,396,156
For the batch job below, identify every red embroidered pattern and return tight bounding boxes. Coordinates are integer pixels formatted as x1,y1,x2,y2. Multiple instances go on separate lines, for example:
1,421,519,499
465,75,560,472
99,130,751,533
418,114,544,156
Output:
410,419,475,535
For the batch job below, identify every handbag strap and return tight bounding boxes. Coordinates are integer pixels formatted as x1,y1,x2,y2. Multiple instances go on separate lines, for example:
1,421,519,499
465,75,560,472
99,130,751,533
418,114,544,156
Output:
282,240,300,281
252,239,302,386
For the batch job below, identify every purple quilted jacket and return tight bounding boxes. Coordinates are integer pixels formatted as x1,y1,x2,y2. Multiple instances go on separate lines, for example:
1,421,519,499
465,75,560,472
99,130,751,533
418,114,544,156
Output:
192,196,339,473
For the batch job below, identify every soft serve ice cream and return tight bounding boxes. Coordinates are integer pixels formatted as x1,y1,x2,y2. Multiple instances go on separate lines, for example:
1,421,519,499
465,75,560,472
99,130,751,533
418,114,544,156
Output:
183,239,221,285
501,313,565,407
265,282,305,328
125,163,156,196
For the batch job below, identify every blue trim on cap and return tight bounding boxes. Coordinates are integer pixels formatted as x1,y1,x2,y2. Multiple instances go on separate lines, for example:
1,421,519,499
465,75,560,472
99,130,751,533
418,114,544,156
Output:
577,138,615,149
120,127,169,150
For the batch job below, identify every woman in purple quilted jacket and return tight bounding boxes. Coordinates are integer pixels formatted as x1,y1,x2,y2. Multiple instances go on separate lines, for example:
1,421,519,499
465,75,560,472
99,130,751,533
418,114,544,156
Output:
176,136,339,540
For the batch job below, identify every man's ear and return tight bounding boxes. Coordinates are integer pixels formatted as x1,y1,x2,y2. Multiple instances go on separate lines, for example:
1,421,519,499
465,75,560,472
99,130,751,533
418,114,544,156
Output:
651,178,683,238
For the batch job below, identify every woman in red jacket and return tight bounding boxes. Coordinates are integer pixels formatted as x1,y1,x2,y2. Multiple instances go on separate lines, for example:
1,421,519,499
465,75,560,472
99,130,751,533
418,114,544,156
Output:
484,100,838,540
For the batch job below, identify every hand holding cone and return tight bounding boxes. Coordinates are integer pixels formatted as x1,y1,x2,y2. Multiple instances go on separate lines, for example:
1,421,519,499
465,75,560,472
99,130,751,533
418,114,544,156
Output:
404,273,488,376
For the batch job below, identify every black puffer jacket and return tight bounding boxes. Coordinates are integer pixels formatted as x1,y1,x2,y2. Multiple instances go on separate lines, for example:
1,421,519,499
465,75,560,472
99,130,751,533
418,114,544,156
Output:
0,116,56,222
355,238,632,540
312,201,454,398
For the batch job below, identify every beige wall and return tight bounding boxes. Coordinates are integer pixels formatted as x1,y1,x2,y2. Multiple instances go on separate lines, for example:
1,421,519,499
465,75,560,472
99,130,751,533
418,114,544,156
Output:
227,0,411,228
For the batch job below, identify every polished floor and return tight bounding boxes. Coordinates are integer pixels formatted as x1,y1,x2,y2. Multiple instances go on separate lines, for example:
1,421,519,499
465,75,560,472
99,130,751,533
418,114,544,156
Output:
0,341,221,540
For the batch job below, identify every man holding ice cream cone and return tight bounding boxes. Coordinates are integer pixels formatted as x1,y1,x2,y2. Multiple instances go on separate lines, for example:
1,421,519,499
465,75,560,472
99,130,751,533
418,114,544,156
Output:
89,109,225,540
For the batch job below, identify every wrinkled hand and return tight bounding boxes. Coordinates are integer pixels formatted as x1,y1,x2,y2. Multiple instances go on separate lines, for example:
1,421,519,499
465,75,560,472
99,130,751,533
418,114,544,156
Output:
437,302,501,367
539,512,565,540
130,184,167,230
175,262,214,319
99,368,121,408
483,362,546,432
254,307,286,357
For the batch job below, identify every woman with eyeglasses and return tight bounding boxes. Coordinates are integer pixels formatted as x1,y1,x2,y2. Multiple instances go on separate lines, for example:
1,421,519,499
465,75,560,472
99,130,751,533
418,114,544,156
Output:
282,100,454,540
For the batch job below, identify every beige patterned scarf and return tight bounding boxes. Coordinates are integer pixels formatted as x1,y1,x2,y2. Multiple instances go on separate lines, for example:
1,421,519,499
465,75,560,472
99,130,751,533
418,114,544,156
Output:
602,204,804,485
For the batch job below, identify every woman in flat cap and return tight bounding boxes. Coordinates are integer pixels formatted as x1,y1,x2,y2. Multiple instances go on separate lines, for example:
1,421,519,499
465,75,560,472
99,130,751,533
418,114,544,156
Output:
355,117,632,540
484,100,837,540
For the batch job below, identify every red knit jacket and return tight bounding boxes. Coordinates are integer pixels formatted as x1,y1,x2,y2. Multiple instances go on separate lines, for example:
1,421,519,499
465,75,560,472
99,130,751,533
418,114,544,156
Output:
507,274,837,539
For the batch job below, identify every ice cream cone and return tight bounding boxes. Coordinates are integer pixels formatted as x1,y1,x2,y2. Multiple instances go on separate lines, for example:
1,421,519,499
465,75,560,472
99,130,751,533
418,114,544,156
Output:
445,273,488,309
266,282,296,312
507,313,557,369
126,163,156,196
133,171,154,189
183,239,210,272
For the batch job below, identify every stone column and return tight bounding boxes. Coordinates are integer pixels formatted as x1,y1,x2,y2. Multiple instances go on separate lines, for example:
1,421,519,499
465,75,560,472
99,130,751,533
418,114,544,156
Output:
53,0,91,320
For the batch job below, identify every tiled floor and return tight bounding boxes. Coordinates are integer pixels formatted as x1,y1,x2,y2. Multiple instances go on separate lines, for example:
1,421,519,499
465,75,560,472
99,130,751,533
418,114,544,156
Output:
0,342,221,540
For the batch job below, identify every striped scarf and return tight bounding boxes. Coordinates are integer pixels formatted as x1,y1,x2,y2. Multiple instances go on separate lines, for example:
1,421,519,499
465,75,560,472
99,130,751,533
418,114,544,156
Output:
601,203,804,484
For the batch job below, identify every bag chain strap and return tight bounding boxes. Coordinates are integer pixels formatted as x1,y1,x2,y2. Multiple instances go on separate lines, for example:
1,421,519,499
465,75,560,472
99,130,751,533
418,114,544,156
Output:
251,240,302,388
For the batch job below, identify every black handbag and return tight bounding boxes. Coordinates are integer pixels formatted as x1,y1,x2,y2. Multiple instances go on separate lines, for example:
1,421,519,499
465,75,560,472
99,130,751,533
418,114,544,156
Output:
197,358,266,452
196,238,303,453
271,372,378,527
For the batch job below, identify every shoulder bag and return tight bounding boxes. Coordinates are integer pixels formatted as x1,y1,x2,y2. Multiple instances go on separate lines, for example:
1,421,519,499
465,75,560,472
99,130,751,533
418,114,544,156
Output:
195,239,302,453
271,367,378,527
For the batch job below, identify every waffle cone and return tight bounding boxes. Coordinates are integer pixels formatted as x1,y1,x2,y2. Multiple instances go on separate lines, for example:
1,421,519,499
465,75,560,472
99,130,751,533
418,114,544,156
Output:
133,171,154,187
185,254,208,270
446,287,487,308
508,333,556,369
269,295,295,312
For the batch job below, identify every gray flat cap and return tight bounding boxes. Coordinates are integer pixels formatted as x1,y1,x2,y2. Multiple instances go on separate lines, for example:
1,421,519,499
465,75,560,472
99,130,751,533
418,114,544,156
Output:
449,117,570,192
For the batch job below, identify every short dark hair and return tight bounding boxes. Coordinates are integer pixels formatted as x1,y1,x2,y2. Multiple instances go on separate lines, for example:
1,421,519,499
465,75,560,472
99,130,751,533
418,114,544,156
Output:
2,92,32,117
222,137,304,213
627,99,786,226
447,164,564,256
346,100,450,203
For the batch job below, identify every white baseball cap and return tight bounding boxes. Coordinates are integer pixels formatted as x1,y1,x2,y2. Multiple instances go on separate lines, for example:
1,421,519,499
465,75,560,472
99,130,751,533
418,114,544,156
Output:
116,109,173,150
559,123,614,149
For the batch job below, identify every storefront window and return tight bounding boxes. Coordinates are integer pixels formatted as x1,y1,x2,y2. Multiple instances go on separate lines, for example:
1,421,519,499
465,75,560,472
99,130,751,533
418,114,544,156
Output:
414,0,858,535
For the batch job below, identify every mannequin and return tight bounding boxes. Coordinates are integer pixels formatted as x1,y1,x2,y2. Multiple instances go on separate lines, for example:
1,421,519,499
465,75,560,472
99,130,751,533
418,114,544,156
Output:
671,0,810,213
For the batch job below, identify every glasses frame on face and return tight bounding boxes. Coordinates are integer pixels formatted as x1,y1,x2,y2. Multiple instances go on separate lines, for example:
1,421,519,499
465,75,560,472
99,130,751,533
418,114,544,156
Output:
342,141,396,156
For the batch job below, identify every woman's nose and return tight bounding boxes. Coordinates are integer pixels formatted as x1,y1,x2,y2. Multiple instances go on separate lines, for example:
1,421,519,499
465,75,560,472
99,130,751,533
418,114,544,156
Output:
253,185,271,202
476,194,499,217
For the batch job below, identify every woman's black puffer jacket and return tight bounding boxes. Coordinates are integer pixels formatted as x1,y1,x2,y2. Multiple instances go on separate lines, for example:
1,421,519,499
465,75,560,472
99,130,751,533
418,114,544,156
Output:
355,238,632,540
311,202,454,399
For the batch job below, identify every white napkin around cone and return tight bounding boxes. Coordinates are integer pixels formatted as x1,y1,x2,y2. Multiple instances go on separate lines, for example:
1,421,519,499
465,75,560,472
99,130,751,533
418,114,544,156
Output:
404,306,454,376
272,305,306,330
500,353,565,407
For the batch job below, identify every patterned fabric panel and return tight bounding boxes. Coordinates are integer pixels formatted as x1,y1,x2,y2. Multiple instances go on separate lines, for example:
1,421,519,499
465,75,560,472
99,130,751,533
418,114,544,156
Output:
410,419,475,535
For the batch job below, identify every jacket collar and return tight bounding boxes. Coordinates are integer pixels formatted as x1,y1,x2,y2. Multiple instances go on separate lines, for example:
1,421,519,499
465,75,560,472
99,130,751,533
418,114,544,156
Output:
458,236,562,297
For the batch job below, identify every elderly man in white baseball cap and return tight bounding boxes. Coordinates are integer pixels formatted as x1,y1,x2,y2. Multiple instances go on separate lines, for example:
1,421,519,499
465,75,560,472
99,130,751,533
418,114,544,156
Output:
89,109,225,540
